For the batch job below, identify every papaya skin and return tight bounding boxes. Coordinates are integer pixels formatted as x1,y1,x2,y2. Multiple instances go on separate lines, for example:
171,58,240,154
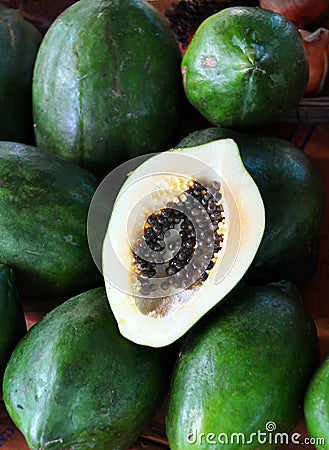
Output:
304,355,329,449
178,127,325,286
3,287,172,450
166,281,319,450
0,265,26,384
0,142,102,309
33,0,184,177
181,6,309,129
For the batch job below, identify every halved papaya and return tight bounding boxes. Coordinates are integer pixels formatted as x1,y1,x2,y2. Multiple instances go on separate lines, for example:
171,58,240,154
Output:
102,139,265,347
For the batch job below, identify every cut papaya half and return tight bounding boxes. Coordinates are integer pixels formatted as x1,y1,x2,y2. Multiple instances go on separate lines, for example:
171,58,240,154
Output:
102,139,265,347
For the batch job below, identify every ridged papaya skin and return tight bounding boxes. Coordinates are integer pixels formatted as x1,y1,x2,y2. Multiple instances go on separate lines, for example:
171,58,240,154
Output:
0,264,26,383
178,128,325,286
0,142,102,309
0,5,41,144
32,0,184,178
3,287,171,450
166,282,319,450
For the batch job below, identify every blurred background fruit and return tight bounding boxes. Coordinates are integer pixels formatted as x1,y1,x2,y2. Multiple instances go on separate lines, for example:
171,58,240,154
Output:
259,0,329,29
300,28,329,97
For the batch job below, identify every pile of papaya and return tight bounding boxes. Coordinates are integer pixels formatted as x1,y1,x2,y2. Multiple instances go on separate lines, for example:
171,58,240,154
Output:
0,1,328,449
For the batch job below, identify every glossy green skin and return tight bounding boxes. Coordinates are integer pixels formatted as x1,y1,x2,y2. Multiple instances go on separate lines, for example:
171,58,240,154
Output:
33,0,183,178
0,265,26,383
0,142,101,308
0,5,41,144
304,355,329,450
178,128,325,286
182,6,309,129
166,282,319,450
3,287,170,450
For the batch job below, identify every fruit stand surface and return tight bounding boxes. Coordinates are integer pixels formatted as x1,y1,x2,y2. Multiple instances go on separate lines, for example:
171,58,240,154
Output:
1,122,329,450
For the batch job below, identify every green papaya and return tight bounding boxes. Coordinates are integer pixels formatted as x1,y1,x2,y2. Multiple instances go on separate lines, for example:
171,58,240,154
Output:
32,0,184,177
181,6,308,129
178,128,325,286
3,287,171,450
0,6,41,144
304,354,329,449
166,281,319,450
0,142,101,309
0,264,26,383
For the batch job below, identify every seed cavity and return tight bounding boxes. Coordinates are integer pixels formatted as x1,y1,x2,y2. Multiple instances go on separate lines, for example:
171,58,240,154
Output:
132,179,225,303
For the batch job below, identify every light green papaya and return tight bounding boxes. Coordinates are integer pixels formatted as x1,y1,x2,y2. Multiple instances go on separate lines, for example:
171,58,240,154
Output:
304,354,329,449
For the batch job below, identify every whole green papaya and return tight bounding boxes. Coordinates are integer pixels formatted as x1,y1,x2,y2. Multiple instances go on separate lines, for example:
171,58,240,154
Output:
33,0,184,177
166,281,319,449
3,287,171,450
0,142,101,309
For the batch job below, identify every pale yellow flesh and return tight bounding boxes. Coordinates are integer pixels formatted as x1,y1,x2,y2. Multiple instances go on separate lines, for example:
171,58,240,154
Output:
102,139,265,347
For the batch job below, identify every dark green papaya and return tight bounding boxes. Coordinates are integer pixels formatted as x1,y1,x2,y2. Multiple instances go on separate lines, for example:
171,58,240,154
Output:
3,287,171,450
0,6,41,144
178,128,325,286
0,142,101,309
32,0,184,177
166,281,319,450
0,264,26,383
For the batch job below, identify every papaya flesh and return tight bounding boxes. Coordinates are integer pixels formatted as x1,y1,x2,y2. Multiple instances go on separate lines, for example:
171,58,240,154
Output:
102,139,265,347
3,287,171,450
166,281,319,450
178,128,325,286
